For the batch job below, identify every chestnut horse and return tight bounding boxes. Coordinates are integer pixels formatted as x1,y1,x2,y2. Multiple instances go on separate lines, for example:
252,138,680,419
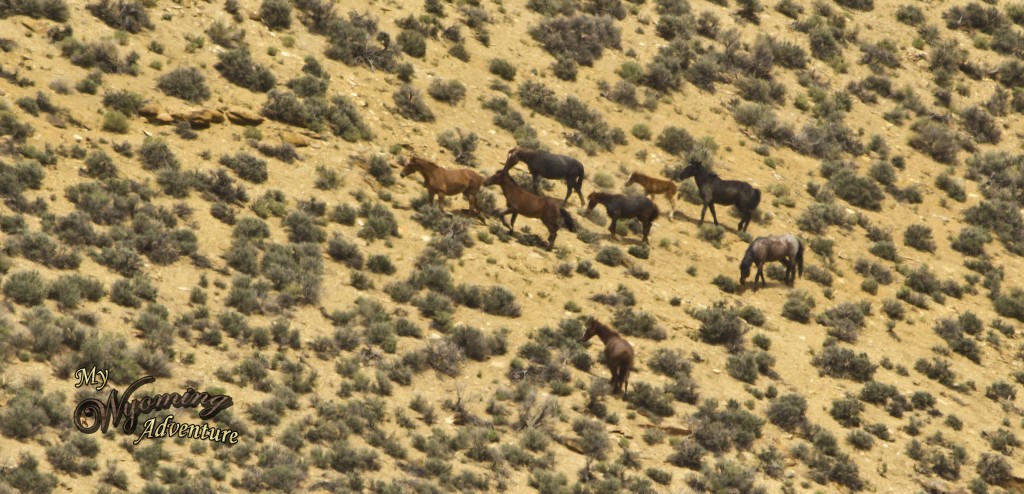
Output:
581,318,634,395
401,156,484,217
625,171,678,220
740,234,804,290
484,169,577,250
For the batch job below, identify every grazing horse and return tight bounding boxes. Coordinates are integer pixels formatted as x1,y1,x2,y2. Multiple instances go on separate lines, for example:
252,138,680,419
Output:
586,192,660,244
677,161,761,232
625,171,678,220
401,156,485,217
581,318,634,395
501,147,586,206
740,234,804,290
484,169,578,250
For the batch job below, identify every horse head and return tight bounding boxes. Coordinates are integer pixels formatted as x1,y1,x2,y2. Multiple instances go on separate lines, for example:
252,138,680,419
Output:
400,157,422,177
738,251,753,289
624,172,637,186
581,318,600,342
503,147,522,170
679,160,702,180
586,192,601,212
483,170,507,187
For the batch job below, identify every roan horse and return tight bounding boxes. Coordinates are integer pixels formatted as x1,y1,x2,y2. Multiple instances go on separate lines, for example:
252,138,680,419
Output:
739,234,805,290
586,192,660,245
625,171,678,220
677,161,761,232
401,156,485,218
502,147,586,206
581,318,634,395
483,169,578,250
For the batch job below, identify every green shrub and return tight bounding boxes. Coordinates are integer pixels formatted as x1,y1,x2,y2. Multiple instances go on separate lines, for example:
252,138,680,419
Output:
217,48,276,92
221,152,268,183
260,0,291,30
393,85,435,122
157,67,210,103
767,393,807,431
3,270,49,306
655,126,694,156
427,79,466,105
87,0,151,32
903,224,936,252
489,58,516,80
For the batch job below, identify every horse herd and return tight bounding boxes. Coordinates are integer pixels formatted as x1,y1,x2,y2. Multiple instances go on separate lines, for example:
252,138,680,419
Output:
400,147,807,394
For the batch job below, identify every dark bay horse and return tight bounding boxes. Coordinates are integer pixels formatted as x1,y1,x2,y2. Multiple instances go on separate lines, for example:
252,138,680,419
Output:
625,171,678,220
401,156,485,217
502,147,585,206
740,234,804,290
586,192,659,244
484,169,578,250
677,161,761,232
581,318,634,395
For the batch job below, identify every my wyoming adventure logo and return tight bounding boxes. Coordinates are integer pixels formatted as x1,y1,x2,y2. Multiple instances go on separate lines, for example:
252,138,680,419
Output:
72,366,239,445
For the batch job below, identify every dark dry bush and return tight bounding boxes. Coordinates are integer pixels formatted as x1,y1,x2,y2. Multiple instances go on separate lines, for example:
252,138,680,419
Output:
782,290,815,323
812,343,876,382
217,48,276,93
87,0,151,33
817,302,867,342
157,67,210,103
101,89,145,116
393,85,435,122
260,0,292,30
655,126,694,156
903,224,936,253
951,227,992,256
614,308,666,340
283,211,325,243
691,303,746,351
397,29,426,58
529,15,620,66
220,152,267,183
767,393,806,431
489,58,516,80
830,396,864,427
436,129,478,167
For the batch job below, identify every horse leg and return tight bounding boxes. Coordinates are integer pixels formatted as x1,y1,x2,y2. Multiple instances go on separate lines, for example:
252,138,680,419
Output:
667,192,676,221
546,221,558,251
642,219,652,244
709,203,720,226
755,262,765,290
509,211,519,231
699,203,708,225
532,173,541,195
497,208,513,230
608,217,618,238
562,178,573,207
437,193,446,213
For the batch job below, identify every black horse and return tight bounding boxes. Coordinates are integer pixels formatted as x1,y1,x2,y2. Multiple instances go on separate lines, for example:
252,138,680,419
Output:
586,192,660,244
502,147,586,206
677,161,761,232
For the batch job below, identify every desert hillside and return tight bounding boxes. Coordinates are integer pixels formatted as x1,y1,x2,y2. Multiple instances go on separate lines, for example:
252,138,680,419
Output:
3,0,1024,492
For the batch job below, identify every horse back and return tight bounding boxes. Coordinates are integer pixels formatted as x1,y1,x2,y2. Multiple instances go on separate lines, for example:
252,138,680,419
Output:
605,337,634,369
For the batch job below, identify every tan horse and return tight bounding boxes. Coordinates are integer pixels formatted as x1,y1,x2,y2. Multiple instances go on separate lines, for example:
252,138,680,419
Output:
740,234,804,290
581,318,634,395
401,156,484,217
625,171,678,220
483,169,577,250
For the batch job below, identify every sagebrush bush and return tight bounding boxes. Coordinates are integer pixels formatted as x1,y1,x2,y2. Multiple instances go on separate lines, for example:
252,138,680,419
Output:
217,48,276,93
529,15,620,66
393,85,435,122
87,0,151,32
221,152,268,183
767,393,807,431
909,118,959,164
260,0,292,30
812,342,877,382
4,270,49,306
903,224,936,253
157,67,210,103
489,58,516,80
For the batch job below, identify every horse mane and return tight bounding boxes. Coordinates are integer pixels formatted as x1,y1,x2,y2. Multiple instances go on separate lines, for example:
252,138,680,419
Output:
587,318,619,337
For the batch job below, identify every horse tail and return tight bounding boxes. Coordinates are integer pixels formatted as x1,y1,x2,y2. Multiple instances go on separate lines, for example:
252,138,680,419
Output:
575,166,585,192
560,208,578,232
750,187,762,211
650,201,660,222
796,238,805,278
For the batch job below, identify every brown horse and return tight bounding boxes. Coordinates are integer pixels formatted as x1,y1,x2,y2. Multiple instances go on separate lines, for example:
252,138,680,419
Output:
401,156,484,217
740,234,804,290
581,318,634,395
625,171,678,221
483,169,578,250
